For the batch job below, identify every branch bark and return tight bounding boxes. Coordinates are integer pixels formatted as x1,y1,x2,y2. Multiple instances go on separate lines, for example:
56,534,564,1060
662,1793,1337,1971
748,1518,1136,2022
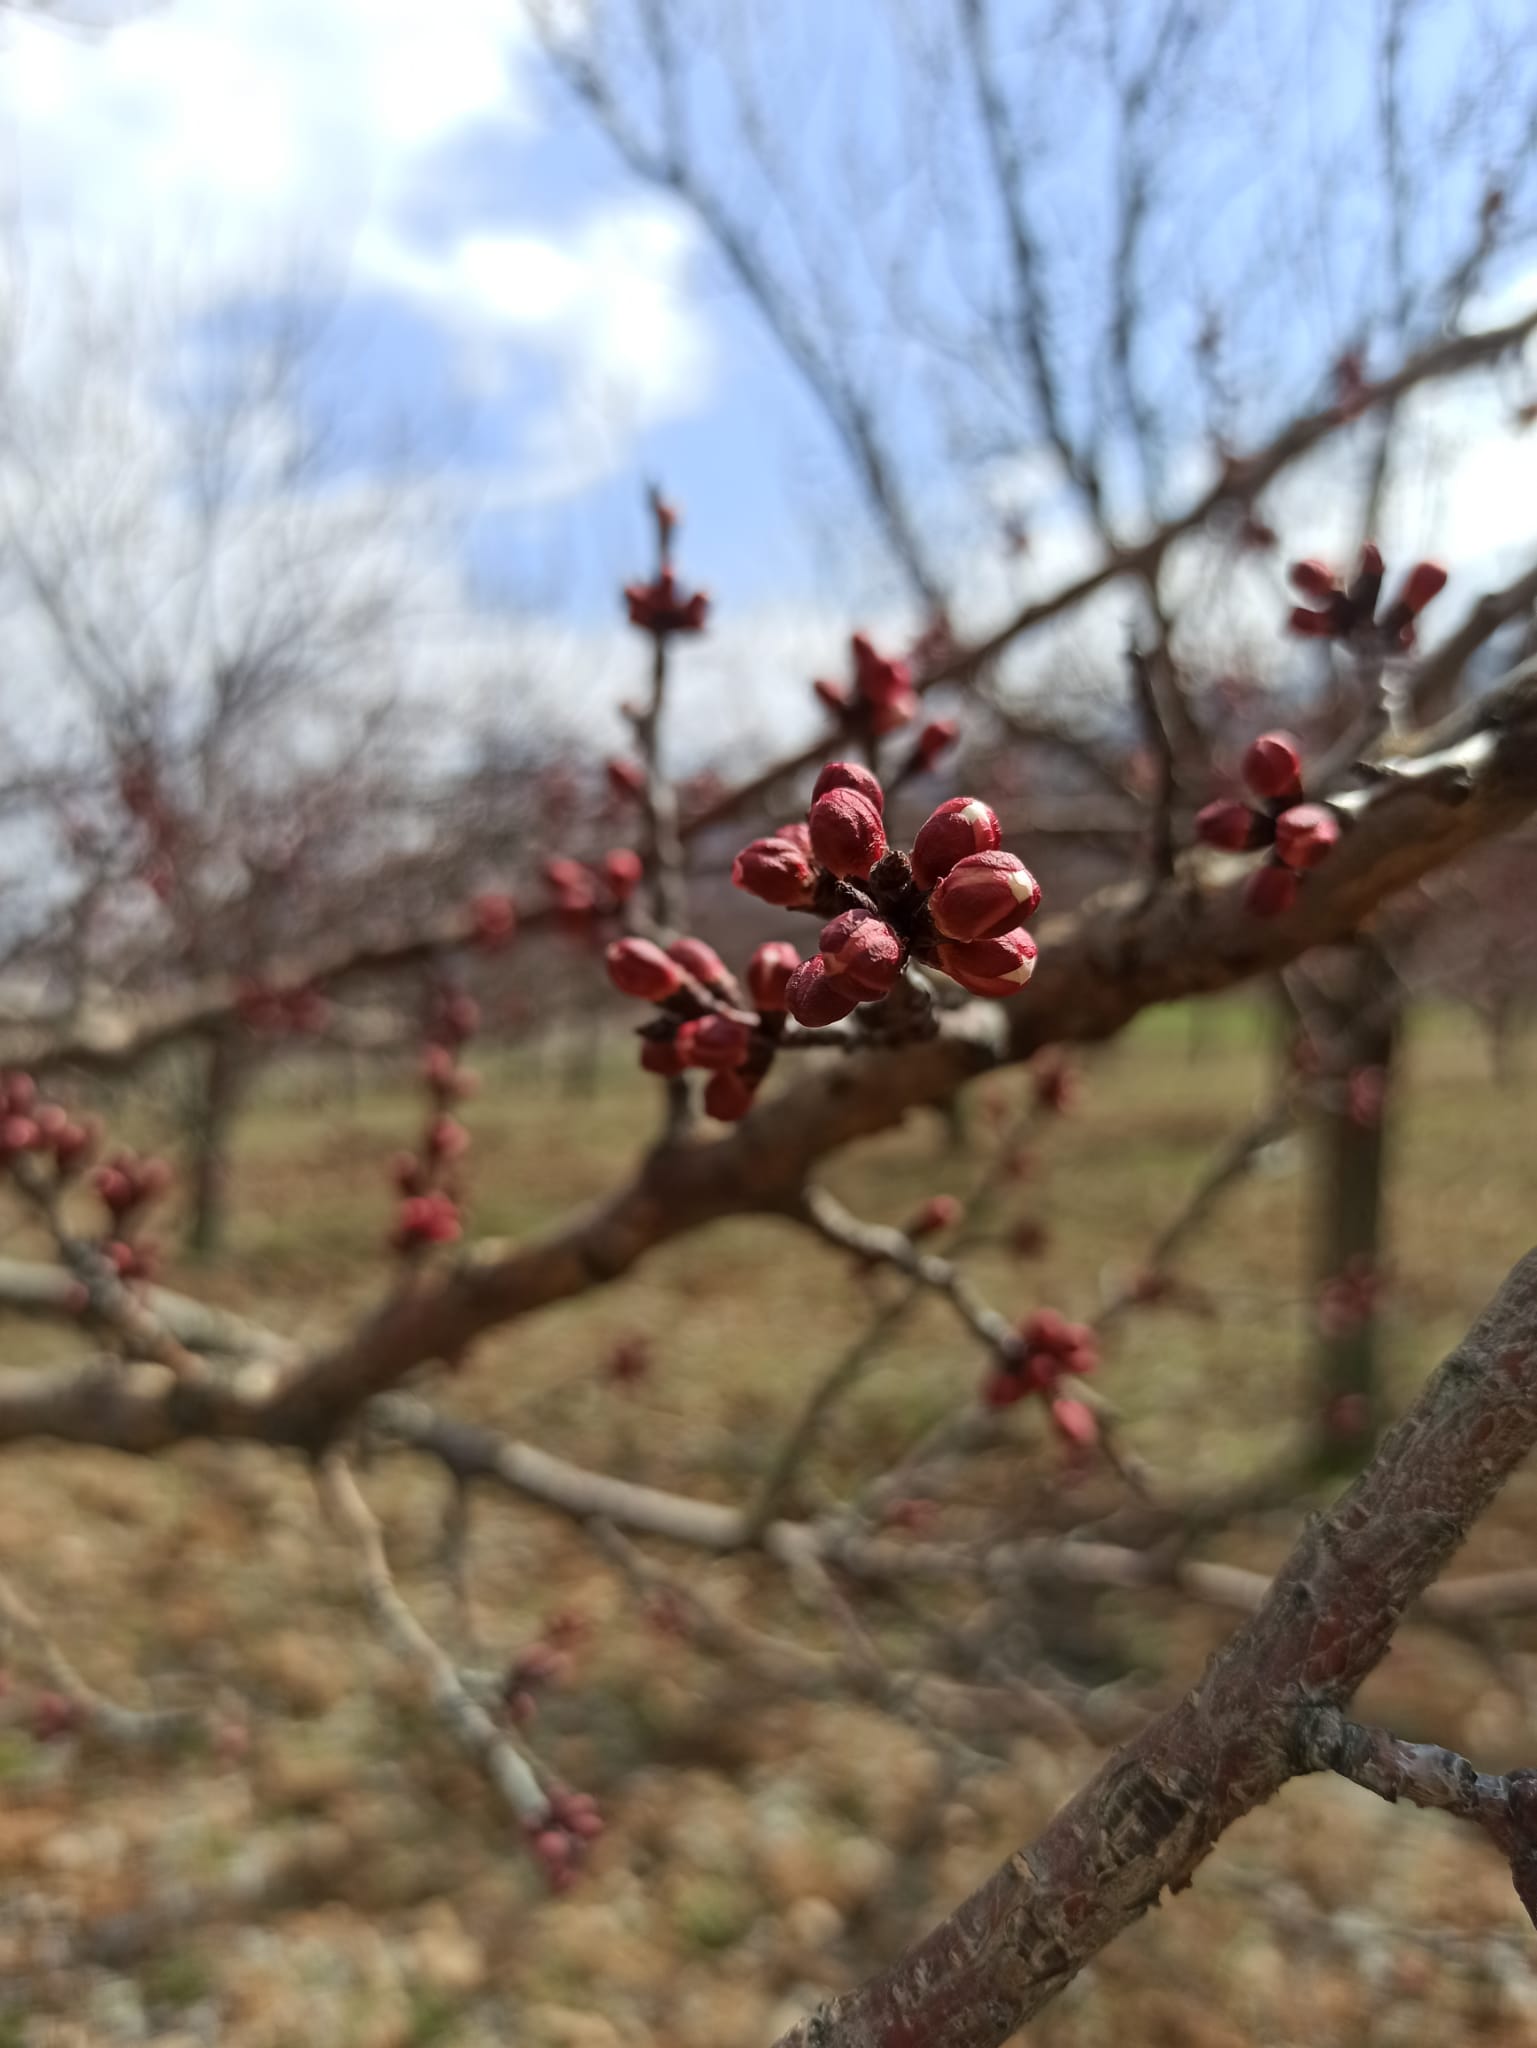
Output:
770,1246,1537,2046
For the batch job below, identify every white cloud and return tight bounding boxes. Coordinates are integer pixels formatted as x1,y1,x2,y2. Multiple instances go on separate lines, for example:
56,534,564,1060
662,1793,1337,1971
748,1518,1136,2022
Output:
0,2,716,501
1,0,531,251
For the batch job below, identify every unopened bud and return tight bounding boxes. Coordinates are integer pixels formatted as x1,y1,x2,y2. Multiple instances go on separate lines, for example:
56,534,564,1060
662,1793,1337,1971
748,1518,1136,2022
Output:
910,796,1002,890
927,850,1041,942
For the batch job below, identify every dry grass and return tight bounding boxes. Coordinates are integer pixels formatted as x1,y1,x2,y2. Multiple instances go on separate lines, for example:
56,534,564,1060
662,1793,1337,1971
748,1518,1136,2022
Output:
2,995,1537,2046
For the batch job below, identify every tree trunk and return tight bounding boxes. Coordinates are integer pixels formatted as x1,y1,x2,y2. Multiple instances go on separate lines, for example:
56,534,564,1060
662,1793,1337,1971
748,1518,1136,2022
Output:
185,1030,244,1259
1304,941,1401,1472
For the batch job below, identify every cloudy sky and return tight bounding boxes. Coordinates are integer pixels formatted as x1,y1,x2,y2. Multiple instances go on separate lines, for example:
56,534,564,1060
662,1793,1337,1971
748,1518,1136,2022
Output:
2,0,1535,763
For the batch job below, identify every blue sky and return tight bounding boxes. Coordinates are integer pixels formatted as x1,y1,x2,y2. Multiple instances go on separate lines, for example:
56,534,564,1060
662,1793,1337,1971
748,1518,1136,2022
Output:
2,0,1536,756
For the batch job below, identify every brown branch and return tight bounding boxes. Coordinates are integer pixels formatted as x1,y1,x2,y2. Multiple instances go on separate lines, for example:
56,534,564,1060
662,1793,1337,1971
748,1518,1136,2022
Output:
6,659,1537,1455
770,1246,1537,2046
1298,1705,1537,1926
316,1451,551,1828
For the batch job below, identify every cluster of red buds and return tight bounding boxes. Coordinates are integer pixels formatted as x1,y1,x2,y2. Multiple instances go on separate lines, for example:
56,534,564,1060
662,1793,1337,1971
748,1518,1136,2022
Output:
543,850,644,938
502,1610,587,1722
389,987,478,1256
1287,545,1447,652
91,1144,172,1281
982,1308,1099,1449
1194,731,1341,917
235,980,331,1037
605,932,797,1121
0,1075,97,1183
527,1784,605,1894
623,489,709,637
733,763,1041,1024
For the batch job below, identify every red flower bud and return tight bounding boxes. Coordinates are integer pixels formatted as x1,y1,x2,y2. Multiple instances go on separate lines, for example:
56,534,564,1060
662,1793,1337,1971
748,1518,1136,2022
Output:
544,856,592,894
1273,802,1340,871
814,678,851,714
786,955,861,1028
746,941,801,1013
808,788,887,879
732,835,818,908
818,908,904,1000
606,937,683,1002
1288,603,1344,638
602,849,644,902
667,936,739,1000
1050,1396,1099,1449
471,892,517,950
850,634,914,728
1244,864,1300,917
427,1116,470,1161
1399,560,1448,617
775,820,814,854
983,1368,1030,1408
927,850,1041,942
0,1116,39,1154
1241,731,1303,801
914,718,958,767
639,1033,691,1076
1195,798,1260,852
907,1194,962,1239
703,1069,758,1121
606,758,647,801
868,685,919,735
1288,559,1339,598
691,1014,753,1069
934,928,1038,998
1020,1308,1071,1352
812,760,885,814
910,795,1002,890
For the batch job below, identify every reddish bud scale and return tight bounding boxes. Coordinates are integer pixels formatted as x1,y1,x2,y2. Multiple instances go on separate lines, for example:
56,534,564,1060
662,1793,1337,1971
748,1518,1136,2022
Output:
814,678,851,714
606,758,647,801
808,787,887,879
910,796,1002,891
914,718,958,767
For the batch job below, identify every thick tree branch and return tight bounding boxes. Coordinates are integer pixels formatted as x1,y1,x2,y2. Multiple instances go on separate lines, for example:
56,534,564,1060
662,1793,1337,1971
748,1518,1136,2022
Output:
770,1246,1537,2046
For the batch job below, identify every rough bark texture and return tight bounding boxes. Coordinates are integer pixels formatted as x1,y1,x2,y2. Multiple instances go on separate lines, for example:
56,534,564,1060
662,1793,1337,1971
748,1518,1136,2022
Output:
770,1249,1537,2048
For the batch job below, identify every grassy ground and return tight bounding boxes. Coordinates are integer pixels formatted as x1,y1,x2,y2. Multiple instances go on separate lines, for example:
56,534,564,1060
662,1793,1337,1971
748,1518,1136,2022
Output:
3,996,1537,2045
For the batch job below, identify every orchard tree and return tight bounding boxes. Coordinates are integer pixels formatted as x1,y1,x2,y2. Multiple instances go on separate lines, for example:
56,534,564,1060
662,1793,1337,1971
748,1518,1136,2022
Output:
523,0,1537,1454
1,451,1537,2041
